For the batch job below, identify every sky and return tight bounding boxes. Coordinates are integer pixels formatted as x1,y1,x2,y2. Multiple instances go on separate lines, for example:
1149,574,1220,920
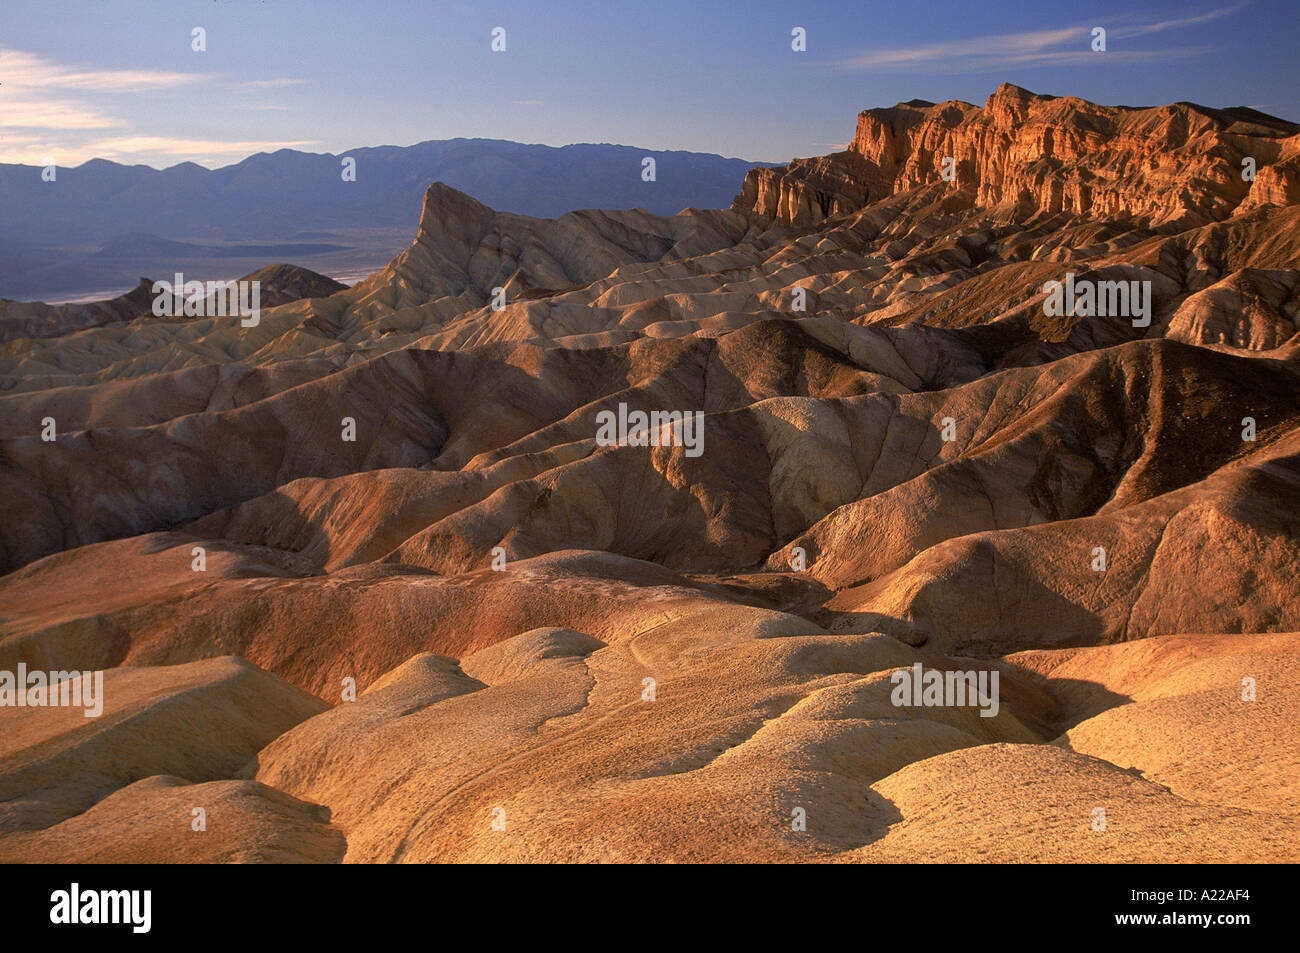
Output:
1,0,1297,169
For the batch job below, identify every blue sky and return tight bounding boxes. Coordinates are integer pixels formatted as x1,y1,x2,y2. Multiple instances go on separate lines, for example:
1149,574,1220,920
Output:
1,0,1296,169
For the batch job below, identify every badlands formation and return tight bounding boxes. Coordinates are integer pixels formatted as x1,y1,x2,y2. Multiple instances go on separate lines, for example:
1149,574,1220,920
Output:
0,84,1297,863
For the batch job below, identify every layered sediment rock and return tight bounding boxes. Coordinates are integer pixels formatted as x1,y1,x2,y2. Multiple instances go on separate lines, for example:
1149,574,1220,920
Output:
1,86,1297,863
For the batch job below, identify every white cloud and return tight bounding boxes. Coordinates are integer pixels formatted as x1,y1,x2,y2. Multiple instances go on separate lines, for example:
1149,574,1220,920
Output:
844,26,1087,70
1112,2,1249,39
0,134,62,163
238,78,309,89
0,46,203,132
0,48,202,91
0,100,122,130
841,3,1249,72
83,136,318,159
0,47,315,166
0,136,319,167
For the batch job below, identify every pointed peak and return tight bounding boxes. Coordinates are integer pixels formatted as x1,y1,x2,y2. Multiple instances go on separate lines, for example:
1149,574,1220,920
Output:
414,181,498,245
419,181,494,220
986,83,1041,107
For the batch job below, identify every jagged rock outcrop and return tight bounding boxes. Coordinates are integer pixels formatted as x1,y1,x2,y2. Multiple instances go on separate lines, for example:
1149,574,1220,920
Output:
735,84,1300,229
343,181,752,318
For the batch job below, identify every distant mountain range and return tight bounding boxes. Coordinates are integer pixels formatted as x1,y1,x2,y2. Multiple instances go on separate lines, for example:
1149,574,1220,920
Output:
0,139,773,301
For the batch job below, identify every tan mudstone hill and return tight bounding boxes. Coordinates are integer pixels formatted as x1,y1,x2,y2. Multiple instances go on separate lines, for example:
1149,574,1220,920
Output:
0,263,345,345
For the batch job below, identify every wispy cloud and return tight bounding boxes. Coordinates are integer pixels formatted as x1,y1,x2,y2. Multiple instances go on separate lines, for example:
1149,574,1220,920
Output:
0,136,320,167
1111,2,1249,39
0,47,202,131
0,100,121,130
237,78,309,89
0,48,203,92
0,134,61,163
965,46,1213,70
0,47,312,166
83,136,319,158
841,3,1248,73
844,26,1087,70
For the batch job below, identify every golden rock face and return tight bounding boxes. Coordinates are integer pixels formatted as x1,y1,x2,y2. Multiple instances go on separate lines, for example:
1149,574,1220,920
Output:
733,83,1300,231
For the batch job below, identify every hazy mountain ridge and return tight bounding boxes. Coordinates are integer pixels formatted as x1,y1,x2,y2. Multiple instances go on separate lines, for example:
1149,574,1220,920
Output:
0,139,772,300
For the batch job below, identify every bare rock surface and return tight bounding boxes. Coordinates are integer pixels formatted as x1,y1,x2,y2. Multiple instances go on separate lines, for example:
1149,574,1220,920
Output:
1,86,1297,862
